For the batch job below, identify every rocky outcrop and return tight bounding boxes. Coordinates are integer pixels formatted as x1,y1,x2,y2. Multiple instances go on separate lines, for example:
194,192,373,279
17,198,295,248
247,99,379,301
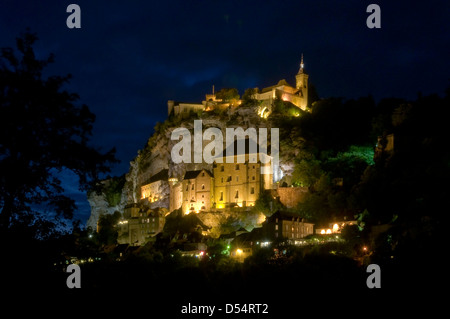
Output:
87,103,298,232
197,210,266,238
86,183,127,230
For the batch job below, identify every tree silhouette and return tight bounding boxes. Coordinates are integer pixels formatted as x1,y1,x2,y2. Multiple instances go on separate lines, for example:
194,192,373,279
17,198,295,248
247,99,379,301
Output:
0,30,117,231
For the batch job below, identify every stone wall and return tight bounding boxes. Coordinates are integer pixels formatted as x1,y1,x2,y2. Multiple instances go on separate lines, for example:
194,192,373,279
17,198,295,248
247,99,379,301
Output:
276,187,308,208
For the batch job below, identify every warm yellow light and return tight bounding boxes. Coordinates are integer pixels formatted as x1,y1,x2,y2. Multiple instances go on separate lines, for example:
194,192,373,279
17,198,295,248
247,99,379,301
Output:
333,223,339,233
259,106,268,118
320,229,325,235
326,229,332,234
236,249,243,255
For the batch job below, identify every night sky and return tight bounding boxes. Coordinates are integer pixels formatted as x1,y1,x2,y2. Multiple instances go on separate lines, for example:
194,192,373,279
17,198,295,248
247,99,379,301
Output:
1,0,449,225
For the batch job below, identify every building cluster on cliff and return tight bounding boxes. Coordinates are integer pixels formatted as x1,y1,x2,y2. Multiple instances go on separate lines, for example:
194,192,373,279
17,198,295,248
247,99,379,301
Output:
96,57,359,260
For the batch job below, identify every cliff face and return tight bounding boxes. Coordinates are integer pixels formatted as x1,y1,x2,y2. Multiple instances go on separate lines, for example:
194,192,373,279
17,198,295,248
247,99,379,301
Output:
86,178,127,230
87,104,296,230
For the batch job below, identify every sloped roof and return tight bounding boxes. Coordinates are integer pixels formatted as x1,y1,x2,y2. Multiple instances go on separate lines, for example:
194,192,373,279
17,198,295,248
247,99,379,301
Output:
142,169,169,185
261,79,293,93
266,210,312,224
183,169,213,180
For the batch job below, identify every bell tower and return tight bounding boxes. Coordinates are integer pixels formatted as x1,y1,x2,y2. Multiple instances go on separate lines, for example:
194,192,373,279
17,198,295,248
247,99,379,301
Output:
295,54,309,110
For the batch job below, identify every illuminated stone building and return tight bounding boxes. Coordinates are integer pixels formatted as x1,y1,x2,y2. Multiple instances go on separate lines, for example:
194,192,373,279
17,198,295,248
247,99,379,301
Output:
167,57,308,118
167,86,223,118
119,204,166,245
181,169,214,215
263,211,314,242
140,169,169,205
169,178,183,212
212,140,273,210
254,55,309,117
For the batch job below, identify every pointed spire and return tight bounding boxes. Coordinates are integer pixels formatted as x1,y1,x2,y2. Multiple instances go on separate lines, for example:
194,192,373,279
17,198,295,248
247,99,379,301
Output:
299,53,304,74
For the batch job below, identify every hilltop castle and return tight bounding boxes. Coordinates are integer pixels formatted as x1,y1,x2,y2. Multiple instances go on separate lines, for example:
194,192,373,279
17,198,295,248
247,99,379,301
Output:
167,55,309,119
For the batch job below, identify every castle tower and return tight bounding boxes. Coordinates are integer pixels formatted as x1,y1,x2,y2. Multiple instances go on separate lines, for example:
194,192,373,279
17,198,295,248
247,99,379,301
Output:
295,54,309,110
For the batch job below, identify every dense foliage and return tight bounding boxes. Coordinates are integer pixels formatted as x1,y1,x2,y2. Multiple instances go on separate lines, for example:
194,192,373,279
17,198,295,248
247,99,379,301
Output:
0,31,117,232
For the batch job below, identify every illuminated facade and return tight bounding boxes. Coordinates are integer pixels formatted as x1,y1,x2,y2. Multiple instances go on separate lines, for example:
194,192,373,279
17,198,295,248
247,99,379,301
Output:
263,211,314,241
168,86,224,117
255,55,309,117
181,169,214,214
167,57,308,118
119,204,166,245
140,169,169,204
213,156,265,209
169,179,183,212
212,140,274,209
